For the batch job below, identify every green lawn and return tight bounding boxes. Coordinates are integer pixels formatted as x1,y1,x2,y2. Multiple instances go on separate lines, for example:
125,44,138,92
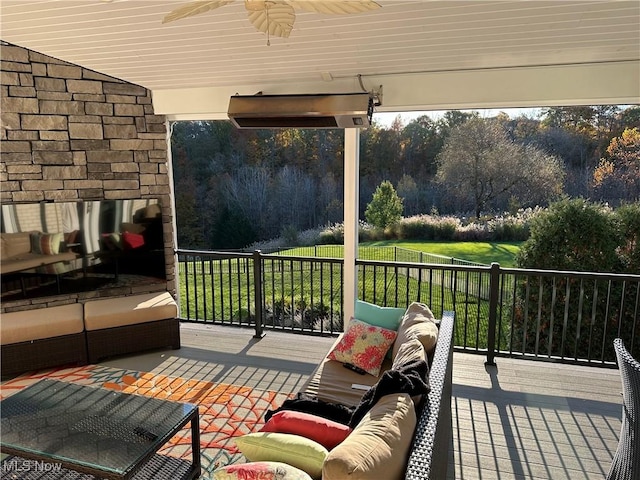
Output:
361,240,522,267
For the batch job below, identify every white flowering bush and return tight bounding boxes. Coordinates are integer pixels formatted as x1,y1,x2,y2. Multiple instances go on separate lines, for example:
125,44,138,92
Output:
391,214,461,240
253,209,541,248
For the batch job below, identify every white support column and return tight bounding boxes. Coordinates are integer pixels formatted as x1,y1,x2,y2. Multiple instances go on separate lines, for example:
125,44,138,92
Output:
166,121,181,310
343,128,360,327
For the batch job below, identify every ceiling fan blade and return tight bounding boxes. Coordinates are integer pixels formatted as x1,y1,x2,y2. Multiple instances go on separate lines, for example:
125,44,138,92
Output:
246,2,295,38
162,0,235,24
288,0,381,15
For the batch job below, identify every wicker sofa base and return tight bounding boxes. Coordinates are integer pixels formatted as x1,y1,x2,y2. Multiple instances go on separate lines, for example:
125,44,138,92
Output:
86,317,181,363
1,333,88,379
405,310,454,479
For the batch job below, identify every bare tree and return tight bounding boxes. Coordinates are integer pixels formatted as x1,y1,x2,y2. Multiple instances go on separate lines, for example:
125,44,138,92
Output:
396,174,420,215
223,166,271,237
436,118,565,217
275,166,316,230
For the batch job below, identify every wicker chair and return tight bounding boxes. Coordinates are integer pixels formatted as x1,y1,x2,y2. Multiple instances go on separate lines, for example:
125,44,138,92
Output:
608,338,640,480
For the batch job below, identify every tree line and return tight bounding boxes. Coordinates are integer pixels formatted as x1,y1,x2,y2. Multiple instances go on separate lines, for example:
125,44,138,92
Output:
170,106,640,249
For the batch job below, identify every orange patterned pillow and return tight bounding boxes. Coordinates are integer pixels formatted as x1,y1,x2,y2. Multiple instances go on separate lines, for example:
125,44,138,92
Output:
30,232,63,255
328,318,397,376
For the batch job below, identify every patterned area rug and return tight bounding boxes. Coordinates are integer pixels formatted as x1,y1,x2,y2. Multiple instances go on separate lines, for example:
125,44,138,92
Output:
0,365,292,479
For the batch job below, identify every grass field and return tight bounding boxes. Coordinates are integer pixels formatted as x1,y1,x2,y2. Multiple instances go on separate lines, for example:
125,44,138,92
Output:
179,254,497,348
178,241,517,348
361,240,522,267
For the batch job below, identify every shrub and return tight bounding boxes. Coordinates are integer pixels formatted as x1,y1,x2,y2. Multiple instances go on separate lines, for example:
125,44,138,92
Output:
393,214,461,240
232,307,253,322
246,236,286,252
268,298,337,330
394,215,433,239
512,198,637,362
486,208,539,241
302,301,331,329
297,227,324,247
281,225,299,246
516,198,621,272
615,202,640,272
431,216,460,240
454,222,489,241
265,298,293,327
358,221,384,242
259,208,539,247
318,223,344,245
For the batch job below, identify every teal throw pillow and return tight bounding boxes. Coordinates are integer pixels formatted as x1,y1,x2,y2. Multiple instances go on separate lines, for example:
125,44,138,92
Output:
354,300,405,331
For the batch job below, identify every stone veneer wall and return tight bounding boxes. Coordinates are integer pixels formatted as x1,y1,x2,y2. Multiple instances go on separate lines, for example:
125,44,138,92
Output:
1,42,176,312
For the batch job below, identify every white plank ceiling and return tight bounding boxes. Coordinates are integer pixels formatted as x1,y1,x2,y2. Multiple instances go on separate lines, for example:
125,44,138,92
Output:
2,0,639,93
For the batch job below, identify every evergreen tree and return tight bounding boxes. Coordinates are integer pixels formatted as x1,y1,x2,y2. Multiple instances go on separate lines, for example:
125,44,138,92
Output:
365,181,404,228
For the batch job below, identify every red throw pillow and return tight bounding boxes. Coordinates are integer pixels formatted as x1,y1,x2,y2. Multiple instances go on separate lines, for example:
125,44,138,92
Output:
260,410,352,450
122,231,145,250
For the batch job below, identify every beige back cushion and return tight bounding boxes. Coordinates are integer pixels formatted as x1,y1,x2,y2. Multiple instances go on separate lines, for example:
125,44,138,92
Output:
392,338,426,370
322,393,416,480
392,302,438,359
1,232,32,260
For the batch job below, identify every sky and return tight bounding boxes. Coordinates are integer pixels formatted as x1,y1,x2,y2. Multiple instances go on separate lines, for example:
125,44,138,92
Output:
373,107,542,127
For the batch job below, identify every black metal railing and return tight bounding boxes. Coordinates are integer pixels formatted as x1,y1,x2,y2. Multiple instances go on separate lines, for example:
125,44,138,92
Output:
176,249,640,366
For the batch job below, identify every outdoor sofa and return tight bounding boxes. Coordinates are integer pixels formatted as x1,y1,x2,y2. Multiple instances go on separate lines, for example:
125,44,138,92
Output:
1,291,180,378
1,231,79,274
218,302,455,480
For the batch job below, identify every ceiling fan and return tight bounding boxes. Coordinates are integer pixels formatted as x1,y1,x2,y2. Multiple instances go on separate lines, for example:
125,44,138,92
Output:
162,0,381,44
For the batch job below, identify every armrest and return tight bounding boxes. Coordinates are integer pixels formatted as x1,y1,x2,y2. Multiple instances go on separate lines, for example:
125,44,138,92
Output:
404,310,455,480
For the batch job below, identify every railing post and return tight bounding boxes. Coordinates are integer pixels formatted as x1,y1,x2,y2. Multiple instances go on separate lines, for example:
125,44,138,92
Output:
253,249,265,338
486,262,500,366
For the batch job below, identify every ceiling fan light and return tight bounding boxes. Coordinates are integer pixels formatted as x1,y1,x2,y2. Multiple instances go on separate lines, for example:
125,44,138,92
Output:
163,0,381,41
245,0,267,12
247,1,295,39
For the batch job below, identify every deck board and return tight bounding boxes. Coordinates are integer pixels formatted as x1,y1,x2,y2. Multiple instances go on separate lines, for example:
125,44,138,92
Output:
97,323,622,480
449,352,621,480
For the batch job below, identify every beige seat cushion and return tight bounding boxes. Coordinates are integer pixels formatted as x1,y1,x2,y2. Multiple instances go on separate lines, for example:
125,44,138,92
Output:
84,291,177,331
299,334,392,408
322,393,417,480
1,251,78,274
302,356,391,408
1,303,84,345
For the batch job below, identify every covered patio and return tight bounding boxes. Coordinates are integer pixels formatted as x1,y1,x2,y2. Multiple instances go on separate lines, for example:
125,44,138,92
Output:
3,0,638,319
94,322,621,480
0,1,638,479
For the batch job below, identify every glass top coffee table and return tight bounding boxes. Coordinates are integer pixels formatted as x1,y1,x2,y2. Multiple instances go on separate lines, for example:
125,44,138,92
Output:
0,379,201,480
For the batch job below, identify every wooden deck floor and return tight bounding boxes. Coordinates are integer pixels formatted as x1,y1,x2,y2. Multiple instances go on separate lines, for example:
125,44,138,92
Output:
449,352,621,480
98,323,622,480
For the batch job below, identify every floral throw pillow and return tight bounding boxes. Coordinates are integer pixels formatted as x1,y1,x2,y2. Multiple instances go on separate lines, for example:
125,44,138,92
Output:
328,318,397,376
212,461,313,480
